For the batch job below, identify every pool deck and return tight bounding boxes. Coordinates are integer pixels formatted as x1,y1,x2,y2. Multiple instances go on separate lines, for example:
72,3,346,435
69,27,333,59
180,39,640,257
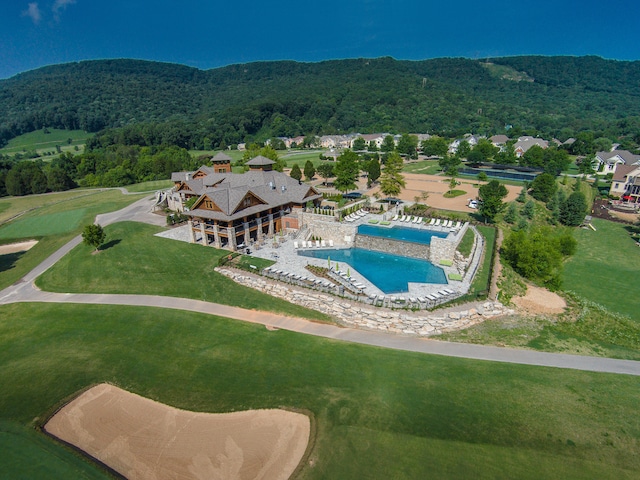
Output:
157,213,482,304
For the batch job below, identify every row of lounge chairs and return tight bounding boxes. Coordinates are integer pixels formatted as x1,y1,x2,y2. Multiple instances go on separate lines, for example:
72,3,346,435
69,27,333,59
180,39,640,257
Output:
330,269,367,295
262,266,337,290
293,239,335,249
390,214,464,231
367,288,457,308
262,266,459,309
344,209,368,222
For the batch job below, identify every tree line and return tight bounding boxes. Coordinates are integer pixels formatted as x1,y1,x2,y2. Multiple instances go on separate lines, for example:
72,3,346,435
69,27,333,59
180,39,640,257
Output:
2,57,640,151
0,145,197,197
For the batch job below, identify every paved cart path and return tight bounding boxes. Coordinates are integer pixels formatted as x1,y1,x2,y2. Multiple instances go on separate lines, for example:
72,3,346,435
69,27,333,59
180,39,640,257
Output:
1,194,639,376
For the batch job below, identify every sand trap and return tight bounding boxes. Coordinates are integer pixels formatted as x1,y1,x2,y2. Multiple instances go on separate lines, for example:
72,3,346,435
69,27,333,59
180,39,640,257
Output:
45,384,310,480
0,240,38,255
512,285,567,315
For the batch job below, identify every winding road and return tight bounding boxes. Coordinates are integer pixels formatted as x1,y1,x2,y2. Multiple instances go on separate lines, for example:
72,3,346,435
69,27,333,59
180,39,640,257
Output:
2,195,639,376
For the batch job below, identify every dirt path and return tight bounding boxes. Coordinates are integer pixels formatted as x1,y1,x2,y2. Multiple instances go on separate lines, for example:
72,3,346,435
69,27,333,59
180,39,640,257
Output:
511,285,567,315
0,240,38,255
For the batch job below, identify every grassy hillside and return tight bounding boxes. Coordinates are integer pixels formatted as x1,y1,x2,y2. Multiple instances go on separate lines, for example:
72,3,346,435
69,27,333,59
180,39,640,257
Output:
563,218,640,320
0,302,638,479
2,57,640,148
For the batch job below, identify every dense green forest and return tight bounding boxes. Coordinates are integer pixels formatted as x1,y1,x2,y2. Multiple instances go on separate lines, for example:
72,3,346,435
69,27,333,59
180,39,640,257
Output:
1,56,640,150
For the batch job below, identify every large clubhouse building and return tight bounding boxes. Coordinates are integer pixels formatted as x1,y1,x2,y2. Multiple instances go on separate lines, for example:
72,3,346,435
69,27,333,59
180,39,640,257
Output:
170,153,322,250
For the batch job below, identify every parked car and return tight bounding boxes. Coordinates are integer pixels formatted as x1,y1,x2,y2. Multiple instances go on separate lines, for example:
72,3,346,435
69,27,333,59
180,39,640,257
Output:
467,199,479,209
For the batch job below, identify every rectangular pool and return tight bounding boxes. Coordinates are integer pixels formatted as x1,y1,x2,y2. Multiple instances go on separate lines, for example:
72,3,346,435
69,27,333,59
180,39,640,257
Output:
298,247,447,294
357,224,448,245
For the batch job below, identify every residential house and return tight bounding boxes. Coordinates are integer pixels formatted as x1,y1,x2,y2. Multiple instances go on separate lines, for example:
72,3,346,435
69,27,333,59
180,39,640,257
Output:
448,134,482,154
351,133,389,149
320,135,352,149
609,165,640,202
513,136,549,157
285,136,305,148
594,150,640,175
489,135,509,148
171,155,322,250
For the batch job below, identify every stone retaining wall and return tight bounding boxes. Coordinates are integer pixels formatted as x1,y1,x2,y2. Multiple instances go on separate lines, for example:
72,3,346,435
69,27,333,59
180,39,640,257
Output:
300,212,356,243
217,268,514,336
354,235,430,259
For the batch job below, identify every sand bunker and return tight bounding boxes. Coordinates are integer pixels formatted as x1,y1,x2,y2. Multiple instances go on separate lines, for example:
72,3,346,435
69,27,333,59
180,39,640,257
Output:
0,240,38,255
45,384,310,480
512,285,567,315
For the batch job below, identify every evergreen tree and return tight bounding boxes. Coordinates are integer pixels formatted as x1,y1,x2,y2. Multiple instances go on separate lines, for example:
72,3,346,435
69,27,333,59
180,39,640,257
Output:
504,202,518,224
290,163,302,181
303,160,315,180
560,191,587,226
522,200,535,219
530,173,557,202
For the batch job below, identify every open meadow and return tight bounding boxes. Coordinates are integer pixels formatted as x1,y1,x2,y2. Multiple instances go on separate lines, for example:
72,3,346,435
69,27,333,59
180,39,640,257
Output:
0,302,638,479
0,128,91,160
563,218,640,320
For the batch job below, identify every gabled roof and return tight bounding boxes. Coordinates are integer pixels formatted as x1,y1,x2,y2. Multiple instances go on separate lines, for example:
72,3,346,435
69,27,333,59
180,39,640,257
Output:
596,150,640,165
490,135,509,144
182,169,322,222
611,165,640,182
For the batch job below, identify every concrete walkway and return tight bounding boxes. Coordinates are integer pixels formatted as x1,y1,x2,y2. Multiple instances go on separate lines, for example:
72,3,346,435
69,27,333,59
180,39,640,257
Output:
1,194,639,377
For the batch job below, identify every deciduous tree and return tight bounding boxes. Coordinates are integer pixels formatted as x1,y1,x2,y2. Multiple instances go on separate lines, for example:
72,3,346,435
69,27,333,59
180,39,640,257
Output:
334,149,360,193
379,152,406,198
478,179,508,223
82,224,106,252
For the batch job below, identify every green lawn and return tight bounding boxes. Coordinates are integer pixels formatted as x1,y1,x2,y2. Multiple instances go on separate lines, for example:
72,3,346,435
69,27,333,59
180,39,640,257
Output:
0,190,146,290
0,129,91,155
563,218,640,320
470,225,496,294
0,209,86,240
124,180,173,193
1,302,638,479
1,420,109,479
36,221,328,321
403,159,441,174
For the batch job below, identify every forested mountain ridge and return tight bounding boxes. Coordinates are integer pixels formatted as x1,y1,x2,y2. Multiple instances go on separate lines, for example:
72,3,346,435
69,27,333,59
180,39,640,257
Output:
1,56,640,149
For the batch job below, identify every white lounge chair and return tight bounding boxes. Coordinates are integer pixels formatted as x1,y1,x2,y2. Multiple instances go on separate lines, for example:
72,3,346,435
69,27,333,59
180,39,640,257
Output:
392,214,399,221
429,218,436,225
321,240,326,247
435,219,441,226
328,239,334,247
293,241,299,249
315,240,321,247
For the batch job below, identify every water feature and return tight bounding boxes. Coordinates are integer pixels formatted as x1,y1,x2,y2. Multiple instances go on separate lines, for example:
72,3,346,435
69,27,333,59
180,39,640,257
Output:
357,224,448,244
298,247,447,294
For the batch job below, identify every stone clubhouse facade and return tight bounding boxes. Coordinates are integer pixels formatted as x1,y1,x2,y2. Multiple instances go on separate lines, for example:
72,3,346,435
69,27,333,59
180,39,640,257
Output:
171,153,322,250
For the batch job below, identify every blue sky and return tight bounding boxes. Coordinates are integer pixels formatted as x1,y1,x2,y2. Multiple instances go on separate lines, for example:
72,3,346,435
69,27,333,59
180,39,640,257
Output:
1,0,639,79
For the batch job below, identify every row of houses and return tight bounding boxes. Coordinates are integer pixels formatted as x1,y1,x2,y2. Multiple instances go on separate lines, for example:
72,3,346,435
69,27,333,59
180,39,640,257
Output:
271,132,560,157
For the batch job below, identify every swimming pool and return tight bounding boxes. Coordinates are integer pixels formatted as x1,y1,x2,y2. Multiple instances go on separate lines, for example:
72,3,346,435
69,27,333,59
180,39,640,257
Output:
357,224,448,244
298,247,447,294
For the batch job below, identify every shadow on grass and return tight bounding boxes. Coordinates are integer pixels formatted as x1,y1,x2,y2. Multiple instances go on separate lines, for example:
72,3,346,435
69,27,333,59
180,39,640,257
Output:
0,251,26,273
99,239,121,251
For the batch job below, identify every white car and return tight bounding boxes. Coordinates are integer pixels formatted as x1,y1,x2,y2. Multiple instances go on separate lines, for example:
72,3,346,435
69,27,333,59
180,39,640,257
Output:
467,199,478,209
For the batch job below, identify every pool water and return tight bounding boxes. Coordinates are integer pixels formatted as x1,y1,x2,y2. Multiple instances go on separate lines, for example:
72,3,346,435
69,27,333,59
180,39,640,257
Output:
357,224,448,244
298,247,447,294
